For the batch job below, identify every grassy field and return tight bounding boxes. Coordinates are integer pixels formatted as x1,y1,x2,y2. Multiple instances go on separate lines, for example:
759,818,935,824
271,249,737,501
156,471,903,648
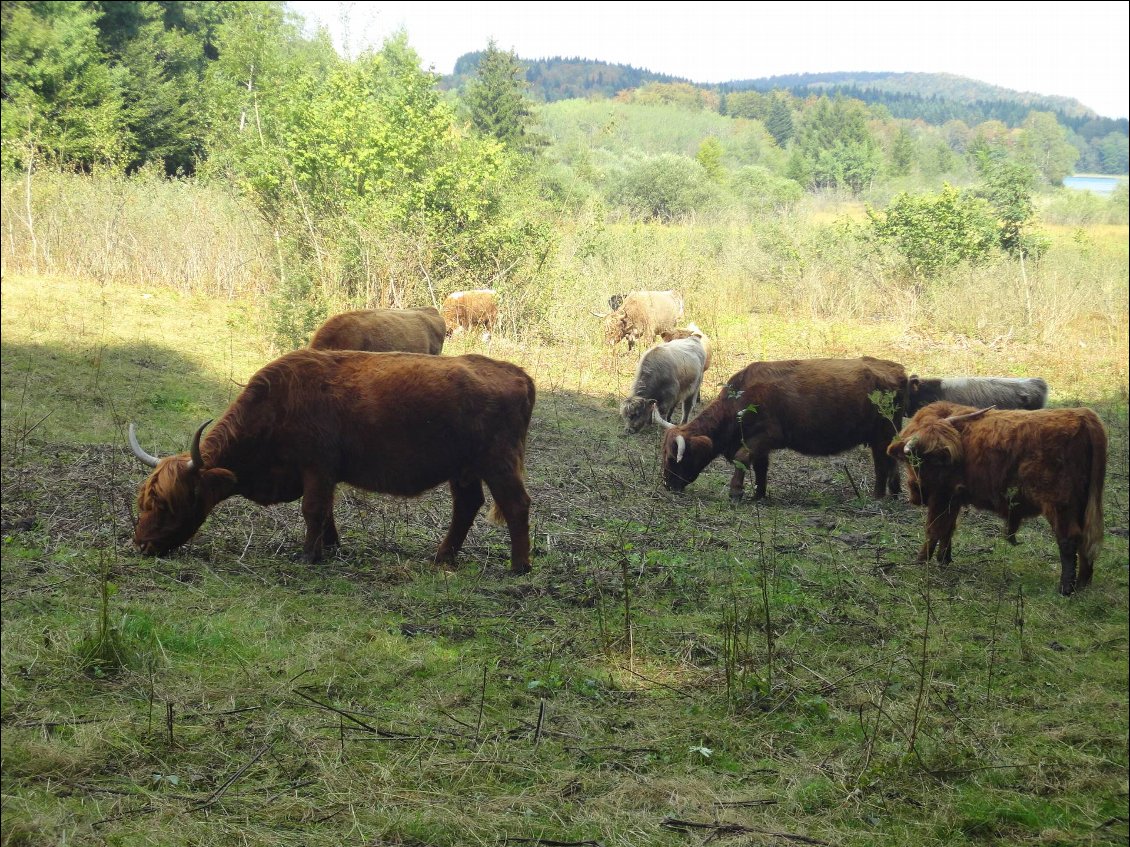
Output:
2,271,1128,847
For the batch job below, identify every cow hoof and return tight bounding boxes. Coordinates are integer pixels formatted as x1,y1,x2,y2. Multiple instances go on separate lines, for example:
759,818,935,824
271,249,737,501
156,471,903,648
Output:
509,563,532,577
728,490,743,504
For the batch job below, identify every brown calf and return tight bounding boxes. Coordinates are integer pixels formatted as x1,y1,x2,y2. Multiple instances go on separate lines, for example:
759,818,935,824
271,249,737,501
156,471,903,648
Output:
888,402,1106,595
309,307,445,354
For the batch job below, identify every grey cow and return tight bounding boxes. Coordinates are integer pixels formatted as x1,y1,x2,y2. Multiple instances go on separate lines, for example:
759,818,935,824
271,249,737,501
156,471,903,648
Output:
620,335,709,433
905,375,1048,414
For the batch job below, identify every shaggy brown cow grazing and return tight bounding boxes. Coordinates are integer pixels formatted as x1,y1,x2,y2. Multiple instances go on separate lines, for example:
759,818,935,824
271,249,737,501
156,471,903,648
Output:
888,402,1107,595
441,290,498,336
309,307,446,354
129,350,535,574
655,357,907,501
603,290,683,350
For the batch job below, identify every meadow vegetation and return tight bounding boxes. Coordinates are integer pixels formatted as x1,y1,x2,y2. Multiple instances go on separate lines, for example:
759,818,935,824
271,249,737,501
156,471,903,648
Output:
2,7,1128,845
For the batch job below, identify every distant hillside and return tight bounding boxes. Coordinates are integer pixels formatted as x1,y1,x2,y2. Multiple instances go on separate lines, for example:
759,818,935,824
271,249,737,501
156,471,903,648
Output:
446,52,687,102
446,56,1128,137
726,71,1092,118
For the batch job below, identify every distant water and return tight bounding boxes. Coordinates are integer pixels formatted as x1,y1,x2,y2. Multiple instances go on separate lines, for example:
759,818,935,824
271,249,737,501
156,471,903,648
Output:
1063,175,1121,194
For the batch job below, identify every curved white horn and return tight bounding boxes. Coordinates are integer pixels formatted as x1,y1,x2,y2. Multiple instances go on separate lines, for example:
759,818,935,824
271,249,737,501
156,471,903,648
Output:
675,435,686,463
128,423,160,468
652,406,675,430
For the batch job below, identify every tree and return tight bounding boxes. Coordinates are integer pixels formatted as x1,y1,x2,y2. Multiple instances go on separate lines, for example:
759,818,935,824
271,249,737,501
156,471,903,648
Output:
889,126,915,176
1096,132,1130,174
764,96,795,148
1,1,127,170
793,96,880,193
974,151,1046,258
609,154,716,221
695,136,724,182
1018,110,1079,185
463,40,541,155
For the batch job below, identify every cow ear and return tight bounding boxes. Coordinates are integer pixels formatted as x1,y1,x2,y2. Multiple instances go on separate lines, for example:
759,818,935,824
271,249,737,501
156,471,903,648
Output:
909,375,920,393
198,468,238,506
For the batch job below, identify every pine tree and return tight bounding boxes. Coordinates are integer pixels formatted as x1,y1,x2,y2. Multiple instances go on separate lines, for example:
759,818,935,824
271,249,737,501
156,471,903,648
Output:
463,40,541,155
765,96,795,148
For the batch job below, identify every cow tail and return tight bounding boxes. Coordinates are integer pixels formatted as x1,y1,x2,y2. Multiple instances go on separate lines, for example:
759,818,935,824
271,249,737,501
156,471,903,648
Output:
1081,414,1107,564
488,453,526,526
489,379,533,528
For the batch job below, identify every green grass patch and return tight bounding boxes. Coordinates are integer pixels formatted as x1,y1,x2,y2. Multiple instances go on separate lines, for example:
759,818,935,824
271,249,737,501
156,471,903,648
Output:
2,269,1127,846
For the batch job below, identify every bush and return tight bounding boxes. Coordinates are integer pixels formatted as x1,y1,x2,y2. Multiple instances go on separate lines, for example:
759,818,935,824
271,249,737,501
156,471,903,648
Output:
607,153,718,221
731,166,804,214
867,184,998,278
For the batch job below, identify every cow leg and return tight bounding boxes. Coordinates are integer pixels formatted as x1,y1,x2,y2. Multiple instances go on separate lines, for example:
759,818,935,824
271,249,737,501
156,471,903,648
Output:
680,395,695,425
1005,512,1022,545
300,473,337,564
1057,537,1078,596
750,452,770,500
923,502,958,565
435,478,485,567
485,475,532,576
728,448,750,502
870,440,900,497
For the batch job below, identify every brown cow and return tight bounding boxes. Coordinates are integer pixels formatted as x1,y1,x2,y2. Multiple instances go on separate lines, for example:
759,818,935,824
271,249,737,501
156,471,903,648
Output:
655,357,907,502
888,402,1107,595
128,350,535,574
309,307,445,354
603,290,683,350
441,290,498,336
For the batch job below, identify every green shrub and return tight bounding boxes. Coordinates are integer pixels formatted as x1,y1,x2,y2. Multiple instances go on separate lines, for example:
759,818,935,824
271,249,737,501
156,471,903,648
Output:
867,183,998,278
607,153,718,221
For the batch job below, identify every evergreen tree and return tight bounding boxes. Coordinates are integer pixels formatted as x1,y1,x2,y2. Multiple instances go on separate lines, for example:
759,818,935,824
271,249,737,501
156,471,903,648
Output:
463,40,541,155
1,0,127,169
889,126,915,176
764,96,794,147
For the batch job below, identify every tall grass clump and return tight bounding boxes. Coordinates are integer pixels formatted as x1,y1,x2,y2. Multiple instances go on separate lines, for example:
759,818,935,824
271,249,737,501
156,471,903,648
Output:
0,167,272,297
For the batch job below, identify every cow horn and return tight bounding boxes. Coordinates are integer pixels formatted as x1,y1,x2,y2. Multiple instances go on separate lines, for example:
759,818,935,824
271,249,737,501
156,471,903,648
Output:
652,406,675,430
675,435,686,463
187,419,212,470
127,423,160,468
944,406,995,424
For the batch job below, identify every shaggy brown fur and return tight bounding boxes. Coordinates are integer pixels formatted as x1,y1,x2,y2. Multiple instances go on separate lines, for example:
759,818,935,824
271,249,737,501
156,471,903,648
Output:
660,357,908,501
441,290,498,335
132,350,535,574
889,402,1107,595
603,290,683,350
309,307,445,354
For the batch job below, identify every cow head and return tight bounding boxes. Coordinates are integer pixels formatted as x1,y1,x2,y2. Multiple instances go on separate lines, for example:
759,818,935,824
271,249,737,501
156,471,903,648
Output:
129,421,237,556
653,408,714,492
603,312,628,346
621,397,657,433
888,406,991,504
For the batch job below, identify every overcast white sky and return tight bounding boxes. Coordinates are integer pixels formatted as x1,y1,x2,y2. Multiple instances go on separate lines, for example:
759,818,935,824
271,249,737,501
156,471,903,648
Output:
286,1,1129,119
